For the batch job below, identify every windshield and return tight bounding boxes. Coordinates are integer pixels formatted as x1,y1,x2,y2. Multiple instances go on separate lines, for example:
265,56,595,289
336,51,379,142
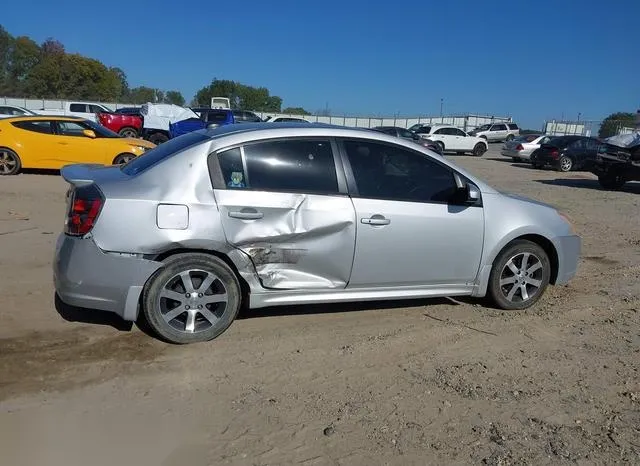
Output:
84,120,120,138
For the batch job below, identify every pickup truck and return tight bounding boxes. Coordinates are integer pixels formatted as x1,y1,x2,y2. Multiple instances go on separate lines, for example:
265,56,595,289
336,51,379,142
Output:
34,101,113,122
590,142,640,190
96,111,143,138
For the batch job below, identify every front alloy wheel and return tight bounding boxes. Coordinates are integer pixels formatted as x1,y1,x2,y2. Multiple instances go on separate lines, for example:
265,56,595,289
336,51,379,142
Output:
488,240,551,310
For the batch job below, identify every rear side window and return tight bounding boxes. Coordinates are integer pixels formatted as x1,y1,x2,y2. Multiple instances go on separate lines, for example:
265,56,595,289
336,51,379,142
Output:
508,123,519,130
220,139,339,194
121,131,210,176
69,103,88,113
11,120,54,134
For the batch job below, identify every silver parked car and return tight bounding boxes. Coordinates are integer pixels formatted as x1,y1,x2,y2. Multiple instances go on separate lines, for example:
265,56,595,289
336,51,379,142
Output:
501,134,553,162
54,123,581,344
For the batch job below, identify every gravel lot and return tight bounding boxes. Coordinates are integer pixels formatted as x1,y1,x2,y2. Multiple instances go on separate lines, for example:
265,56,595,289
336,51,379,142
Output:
0,145,639,465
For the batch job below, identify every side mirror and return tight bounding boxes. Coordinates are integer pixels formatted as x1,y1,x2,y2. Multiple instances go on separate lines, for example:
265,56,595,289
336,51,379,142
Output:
82,129,96,139
453,173,480,204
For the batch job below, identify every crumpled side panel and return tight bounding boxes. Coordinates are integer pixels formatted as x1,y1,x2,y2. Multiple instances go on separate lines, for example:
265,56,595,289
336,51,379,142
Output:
214,190,357,290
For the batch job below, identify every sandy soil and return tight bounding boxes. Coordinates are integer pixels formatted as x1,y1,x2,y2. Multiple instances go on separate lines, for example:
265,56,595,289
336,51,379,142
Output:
0,147,639,466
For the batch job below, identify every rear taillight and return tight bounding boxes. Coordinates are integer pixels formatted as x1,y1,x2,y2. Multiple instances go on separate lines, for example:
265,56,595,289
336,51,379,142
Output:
550,149,559,159
515,144,524,151
64,184,104,236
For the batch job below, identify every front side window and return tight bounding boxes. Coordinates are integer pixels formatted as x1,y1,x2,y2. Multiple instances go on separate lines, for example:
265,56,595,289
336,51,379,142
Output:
343,139,457,203
451,128,467,136
57,121,90,136
12,120,54,134
221,139,339,194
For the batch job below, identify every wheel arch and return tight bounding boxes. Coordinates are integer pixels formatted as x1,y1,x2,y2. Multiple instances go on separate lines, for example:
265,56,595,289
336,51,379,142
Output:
150,247,251,303
473,232,560,297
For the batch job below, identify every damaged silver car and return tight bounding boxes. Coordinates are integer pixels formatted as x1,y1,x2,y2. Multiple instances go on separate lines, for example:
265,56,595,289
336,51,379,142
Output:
53,123,581,344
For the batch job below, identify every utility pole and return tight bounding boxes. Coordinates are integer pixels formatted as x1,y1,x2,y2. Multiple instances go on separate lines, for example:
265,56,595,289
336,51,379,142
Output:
577,112,581,122
440,98,443,117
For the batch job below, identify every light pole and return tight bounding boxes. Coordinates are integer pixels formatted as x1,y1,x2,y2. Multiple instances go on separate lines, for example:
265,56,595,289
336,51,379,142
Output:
440,98,443,117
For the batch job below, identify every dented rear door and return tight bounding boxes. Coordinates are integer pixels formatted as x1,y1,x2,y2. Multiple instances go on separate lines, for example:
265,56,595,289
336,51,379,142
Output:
213,138,356,290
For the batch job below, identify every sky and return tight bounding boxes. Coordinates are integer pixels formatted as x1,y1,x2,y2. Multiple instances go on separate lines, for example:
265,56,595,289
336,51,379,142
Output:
2,0,639,128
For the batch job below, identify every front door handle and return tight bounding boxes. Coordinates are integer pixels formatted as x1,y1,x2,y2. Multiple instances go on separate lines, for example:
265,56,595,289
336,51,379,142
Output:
361,216,390,226
229,209,263,220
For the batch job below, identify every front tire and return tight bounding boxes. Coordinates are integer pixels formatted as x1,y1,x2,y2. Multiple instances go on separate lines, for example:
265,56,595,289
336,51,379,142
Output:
112,153,135,165
473,143,487,157
436,141,445,153
142,253,242,344
488,240,551,311
598,173,626,190
0,148,21,175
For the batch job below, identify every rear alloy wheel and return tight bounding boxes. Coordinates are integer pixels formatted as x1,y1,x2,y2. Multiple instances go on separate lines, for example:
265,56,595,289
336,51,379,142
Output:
473,143,487,157
488,240,551,310
142,253,242,344
0,148,21,175
118,127,138,138
113,153,135,165
598,173,626,190
558,155,573,172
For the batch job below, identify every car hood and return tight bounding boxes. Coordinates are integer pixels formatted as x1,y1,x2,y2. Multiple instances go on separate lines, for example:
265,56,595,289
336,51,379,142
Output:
121,137,155,148
499,191,558,211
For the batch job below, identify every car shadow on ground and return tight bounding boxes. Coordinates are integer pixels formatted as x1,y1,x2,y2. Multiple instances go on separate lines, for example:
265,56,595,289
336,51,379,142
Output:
20,169,61,176
537,178,640,194
54,293,133,331
236,295,479,320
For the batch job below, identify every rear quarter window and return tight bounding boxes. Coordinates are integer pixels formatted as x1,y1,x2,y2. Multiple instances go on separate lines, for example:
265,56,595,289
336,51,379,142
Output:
508,123,519,130
11,120,54,134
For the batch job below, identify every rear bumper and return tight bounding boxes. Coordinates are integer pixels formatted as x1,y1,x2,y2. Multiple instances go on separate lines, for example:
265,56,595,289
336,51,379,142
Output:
53,234,162,321
554,234,581,285
501,149,531,159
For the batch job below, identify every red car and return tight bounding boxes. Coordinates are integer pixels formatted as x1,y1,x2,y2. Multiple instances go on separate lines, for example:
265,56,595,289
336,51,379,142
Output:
96,111,142,138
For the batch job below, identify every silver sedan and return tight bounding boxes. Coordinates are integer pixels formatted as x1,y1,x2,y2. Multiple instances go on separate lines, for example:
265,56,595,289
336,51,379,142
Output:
501,134,552,161
54,123,581,344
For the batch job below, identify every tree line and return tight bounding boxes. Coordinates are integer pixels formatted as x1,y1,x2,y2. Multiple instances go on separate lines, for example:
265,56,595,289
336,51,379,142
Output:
0,25,311,114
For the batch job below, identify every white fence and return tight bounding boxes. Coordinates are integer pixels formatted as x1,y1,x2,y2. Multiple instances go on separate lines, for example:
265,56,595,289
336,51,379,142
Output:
1,96,512,131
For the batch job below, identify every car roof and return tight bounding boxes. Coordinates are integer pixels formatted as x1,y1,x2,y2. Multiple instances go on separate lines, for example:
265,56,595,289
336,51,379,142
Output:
0,115,86,123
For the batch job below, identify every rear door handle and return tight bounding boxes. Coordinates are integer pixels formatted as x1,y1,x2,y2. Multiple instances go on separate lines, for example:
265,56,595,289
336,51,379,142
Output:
229,210,263,220
361,216,390,226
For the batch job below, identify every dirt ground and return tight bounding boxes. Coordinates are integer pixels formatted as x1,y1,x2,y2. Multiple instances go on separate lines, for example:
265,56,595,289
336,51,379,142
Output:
0,146,639,466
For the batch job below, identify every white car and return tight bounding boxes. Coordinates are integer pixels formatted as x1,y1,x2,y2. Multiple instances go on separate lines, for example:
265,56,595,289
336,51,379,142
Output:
501,134,553,162
264,116,310,123
0,105,37,118
468,122,520,142
409,124,488,156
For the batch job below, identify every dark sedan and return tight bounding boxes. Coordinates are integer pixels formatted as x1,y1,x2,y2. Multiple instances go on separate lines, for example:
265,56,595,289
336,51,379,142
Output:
371,126,444,155
530,135,602,172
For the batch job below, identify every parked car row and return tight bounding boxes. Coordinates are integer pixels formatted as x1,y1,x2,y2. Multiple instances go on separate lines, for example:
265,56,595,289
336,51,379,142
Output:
501,132,640,190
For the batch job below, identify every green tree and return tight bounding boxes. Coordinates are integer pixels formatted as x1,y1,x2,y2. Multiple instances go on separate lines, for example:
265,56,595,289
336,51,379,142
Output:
128,86,158,104
195,79,282,112
7,36,40,93
282,106,310,115
0,26,13,94
598,112,636,138
164,90,185,106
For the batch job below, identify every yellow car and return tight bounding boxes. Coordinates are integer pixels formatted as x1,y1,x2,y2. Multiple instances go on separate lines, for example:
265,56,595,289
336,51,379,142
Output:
0,116,156,175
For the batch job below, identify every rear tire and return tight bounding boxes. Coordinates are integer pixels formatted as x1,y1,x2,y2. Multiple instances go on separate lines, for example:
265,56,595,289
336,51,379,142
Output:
558,155,573,172
473,143,487,157
113,153,135,165
0,148,21,175
142,253,242,344
118,127,138,138
488,240,551,311
598,173,626,190
148,132,169,145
